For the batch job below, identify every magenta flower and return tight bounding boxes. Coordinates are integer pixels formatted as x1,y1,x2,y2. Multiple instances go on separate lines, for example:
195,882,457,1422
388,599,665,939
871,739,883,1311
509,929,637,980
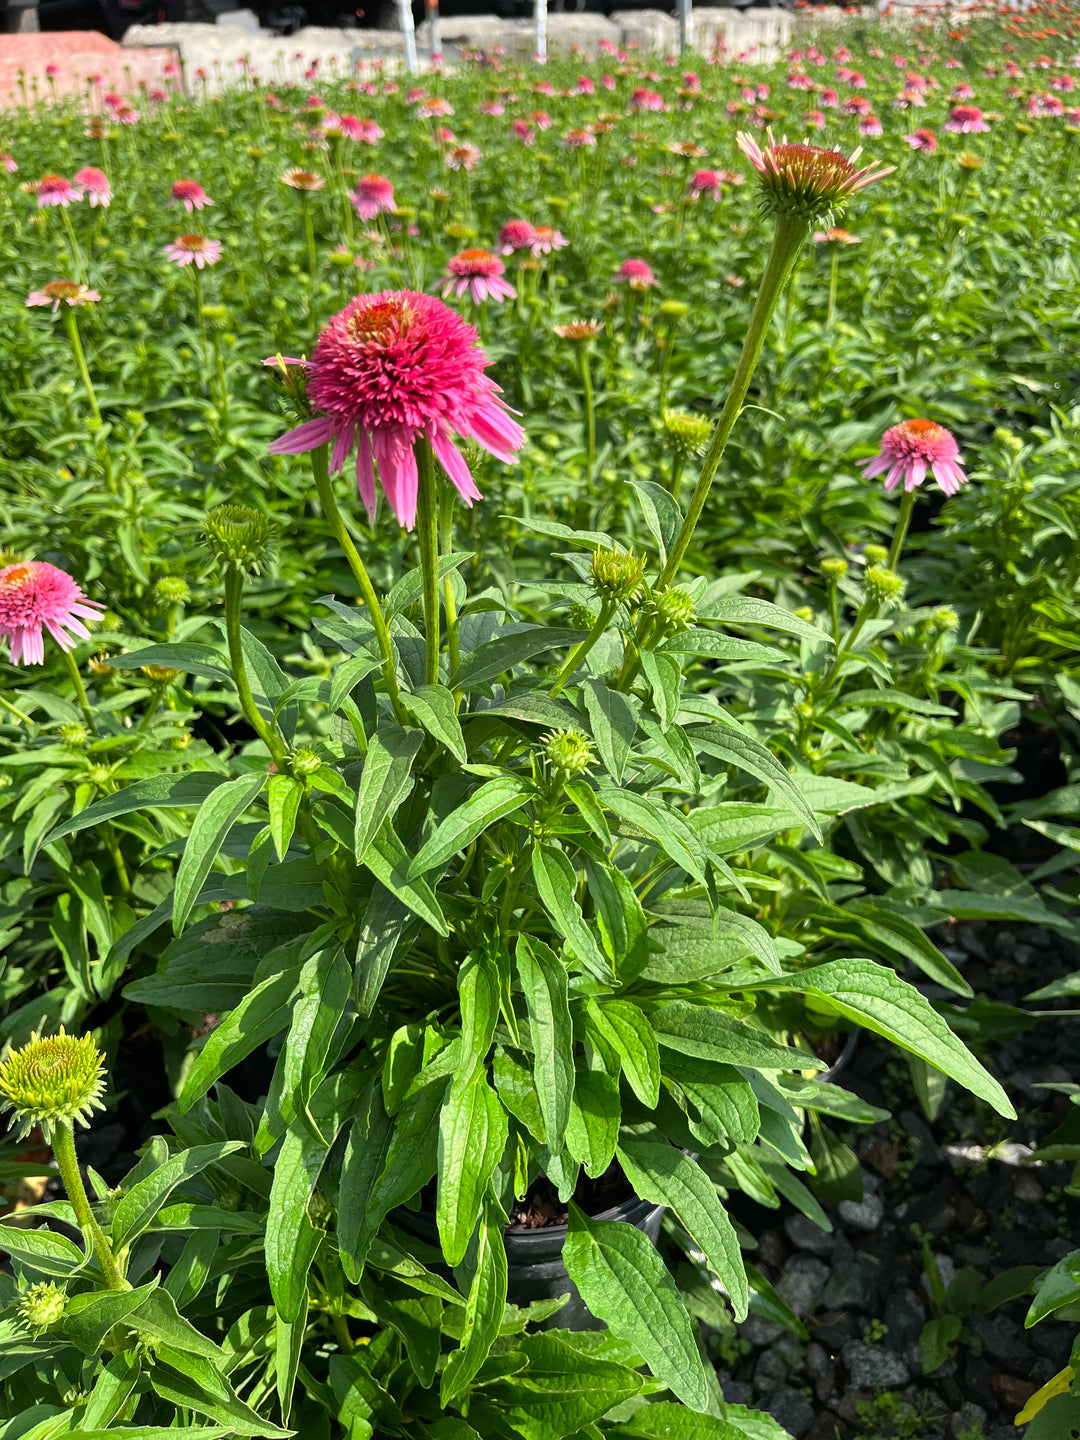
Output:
340,115,383,142
445,143,481,171
736,132,894,218
498,219,536,254
511,120,535,145
562,128,596,148
820,89,840,108
859,420,967,497
36,174,82,208
630,88,664,112
944,104,990,133
1,153,16,174
614,258,656,289
859,113,883,137
904,128,938,151
165,234,223,269
804,109,827,130
0,561,103,666
951,82,976,99
26,280,101,311
530,225,568,256
268,290,525,531
349,173,394,220
689,168,723,201
576,76,595,95
418,96,453,118
74,166,111,208
531,110,553,129
440,248,517,303
170,179,213,212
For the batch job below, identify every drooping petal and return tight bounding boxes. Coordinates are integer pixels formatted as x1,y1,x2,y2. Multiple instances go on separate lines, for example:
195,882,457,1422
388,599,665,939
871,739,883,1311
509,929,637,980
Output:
431,424,482,505
268,416,336,456
373,427,420,530
355,430,378,519
330,423,356,474
463,400,526,463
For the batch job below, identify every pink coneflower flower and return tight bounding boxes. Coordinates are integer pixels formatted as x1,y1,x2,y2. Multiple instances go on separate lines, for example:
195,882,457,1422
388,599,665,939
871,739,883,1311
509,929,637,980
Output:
945,104,989,133
2,153,17,174
859,419,967,496
951,82,976,99
1053,75,1076,93
788,71,814,90
859,113,883,136
683,71,701,91
562,128,597,148
0,561,103,666
904,127,937,151
804,109,826,129
440,248,516,304
479,99,504,115
614,258,655,289
554,319,602,341
842,95,871,115
74,167,111,208
446,144,481,170
281,168,325,191
512,120,535,145
26,280,101,311
893,89,926,109
533,80,555,97
117,106,140,126
812,227,860,244
36,174,82,208
530,225,567,256
165,234,223,269
737,131,894,216
576,75,595,94
630,88,664,111
170,179,212,212
268,290,524,532
341,115,384,142
419,96,453,118
349,173,394,219
531,109,553,129
689,168,724,200
498,219,536,254
436,127,457,145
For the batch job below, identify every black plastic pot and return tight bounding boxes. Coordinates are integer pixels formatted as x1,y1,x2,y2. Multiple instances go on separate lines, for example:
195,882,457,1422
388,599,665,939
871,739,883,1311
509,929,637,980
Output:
394,1194,665,1331
819,1029,860,1084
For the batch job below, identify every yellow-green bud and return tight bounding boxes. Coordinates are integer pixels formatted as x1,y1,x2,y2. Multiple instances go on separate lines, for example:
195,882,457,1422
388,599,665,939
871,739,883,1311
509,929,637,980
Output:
288,746,322,780
793,605,815,623
656,587,695,631
864,566,905,606
794,701,814,720
543,728,594,778
659,299,690,322
590,548,648,605
200,304,229,330
141,665,181,686
931,606,959,633
863,544,889,568
204,504,276,575
219,1187,243,1212
17,1282,67,1332
59,723,90,748
154,576,190,607
569,603,598,632
0,1028,107,1142
820,556,848,580
994,427,1023,457
662,408,713,460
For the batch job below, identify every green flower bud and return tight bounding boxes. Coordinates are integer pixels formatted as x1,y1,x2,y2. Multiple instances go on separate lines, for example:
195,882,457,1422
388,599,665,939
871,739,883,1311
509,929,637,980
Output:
328,248,355,268
658,299,690,322
200,303,230,330
86,765,112,787
820,556,848,580
863,544,889,568
543,728,594,778
17,1282,66,1332
931,606,959,633
662,408,713,460
141,665,181,686
154,576,191,607
994,427,1023,457
59,723,90,748
793,605,815,623
204,504,276,575
568,603,598,632
590,548,648,605
0,1028,107,1142
655,587,695,632
288,746,322,780
794,701,814,720
219,1187,243,1212
864,565,905,607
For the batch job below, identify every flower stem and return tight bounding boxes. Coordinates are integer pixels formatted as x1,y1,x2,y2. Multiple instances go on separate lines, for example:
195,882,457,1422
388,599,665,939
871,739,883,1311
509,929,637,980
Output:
0,692,32,725
887,489,917,571
62,649,97,735
657,214,809,590
550,602,615,697
309,445,406,722
223,568,287,767
61,307,101,427
439,482,460,678
415,438,441,686
301,193,317,280
579,345,596,491
58,204,88,285
826,247,840,328
53,1121,126,1291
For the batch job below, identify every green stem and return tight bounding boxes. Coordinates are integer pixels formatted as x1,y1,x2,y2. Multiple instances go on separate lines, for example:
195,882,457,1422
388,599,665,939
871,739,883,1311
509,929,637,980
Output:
223,568,287,767
657,214,809,590
62,307,101,427
53,1121,126,1291
668,452,685,506
62,649,97,735
550,602,615,698
822,602,877,690
827,247,839,328
0,692,32,725
58,204,88,285
439,483,460,678
309,445,405,722
302,193,317,281
579,346,596,490
415,438,441,686
887,488,917,572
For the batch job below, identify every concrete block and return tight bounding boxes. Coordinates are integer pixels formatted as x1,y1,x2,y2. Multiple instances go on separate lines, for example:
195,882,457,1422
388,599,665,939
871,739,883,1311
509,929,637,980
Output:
214,8,266,34
610,9,678,52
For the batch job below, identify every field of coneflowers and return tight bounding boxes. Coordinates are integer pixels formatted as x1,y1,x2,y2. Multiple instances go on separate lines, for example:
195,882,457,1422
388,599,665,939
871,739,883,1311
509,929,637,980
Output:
2,6,1080,1438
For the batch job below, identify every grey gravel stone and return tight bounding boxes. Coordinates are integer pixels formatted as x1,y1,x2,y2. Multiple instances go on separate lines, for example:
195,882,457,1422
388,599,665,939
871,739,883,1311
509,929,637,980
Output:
758,1228,788,1269
753,1349,789,1393
970,1314,1035,1372
823,1255,883,1312
920,1252,956,1300
761,1385,815,1439
720,1379,754,1407
1044,1236,1076,1262
783,1213,833,1257
841,1340,911,1388
899,1108,940,1167
742,1315,785,1347
950,1401,986,1437
777,1255,830,1318
837,1190,884,1233
805,1343,836,1404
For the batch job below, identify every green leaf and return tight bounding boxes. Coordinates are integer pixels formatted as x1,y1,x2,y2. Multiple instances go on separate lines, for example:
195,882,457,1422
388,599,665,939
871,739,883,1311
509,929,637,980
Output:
563,1204,709,1411
1027,1251,1080,1326
63,1280,159,1354
687,724,821,841
661,1052,759,1147
566,1069,620,1179
920,1314,962,1374
441,1194,508,1405
452,627,587,691
531,845,611,980
639,650,681,732
707,596,830,643
458,955,499,1088
437,1073,508,1267
128,1288,229,1360
612,1400,792,1438
835,900,972,997
107,644,231,684
516,937,574,1154
582,999,660,1108
113,1143,245,1250
354,884,415,1018
409,776,534,878
364,818,449,935
618,1142,748,1321
597,787,710,888
0,1221,84,1276
279,948,351,1122
580,679,638,783
267,775,303,863
652,1001,820,1071
839,687,955,718
173,772,268,934
150,1352,292,1437
353,726,423,863
337,1079,394,1284
46,772,224,845
179,966,298,1113
402,684,467,764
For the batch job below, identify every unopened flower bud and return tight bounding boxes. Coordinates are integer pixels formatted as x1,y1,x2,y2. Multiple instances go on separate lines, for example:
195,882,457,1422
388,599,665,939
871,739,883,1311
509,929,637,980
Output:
662,408,713,460
141,665,180,685
200,303,229,330
0,1028,107,1142
204,504,276,575
590,548,648,605
59,723,90,748
658,299,690,322
794,701,814,720
88,655,116,677
793,605,814,622
864,565,905,606
288,746,322,780
820,556,848,580
863,544,888,567
219,1187,242,1212
543,728,594,778
87,765,112,786
17,1283,66,1332
569,603,598,632
154,576,190,607
994,427,1023,457
931,606,959,633
656,587,695,631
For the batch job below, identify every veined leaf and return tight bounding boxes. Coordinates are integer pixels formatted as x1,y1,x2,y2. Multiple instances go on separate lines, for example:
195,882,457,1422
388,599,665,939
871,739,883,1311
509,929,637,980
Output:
409,777,534,878
173,772,267,934
437,1073,508,1267
516,937,574,1154
402,684,467,764
354,726,423,862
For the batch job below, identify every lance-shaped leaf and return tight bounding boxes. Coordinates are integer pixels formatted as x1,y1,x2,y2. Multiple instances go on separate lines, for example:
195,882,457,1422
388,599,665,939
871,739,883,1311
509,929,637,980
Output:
409,776,534,878
173,772,267,934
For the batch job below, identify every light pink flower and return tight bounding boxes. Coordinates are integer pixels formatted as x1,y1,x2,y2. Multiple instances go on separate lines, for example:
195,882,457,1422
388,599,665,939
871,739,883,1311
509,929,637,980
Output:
498,219,536,254
904,128,937,151
165,234,223,269
74,166,111,208
944,104,989,133
511,120,535,145
689,168,724,200
531,110,553,129
562,128,596,148
820,89,840,108
440,248,517,303
614,258,655,289
736,131,894,212
859,420,967,496
419,96,453,118
170,179,213,212
445,144,481,171
576,75,595,94
340,115,383,142
812,227,860,244
349,173,394,220
530,225,567,256
268,290,525,531
281,168,325,191
1,153,17,174
859,113,883,136
804,109,826,130
630,87,664,112
36,174,82,208
951,82,976,99
26,280,101,311
0,561,103,666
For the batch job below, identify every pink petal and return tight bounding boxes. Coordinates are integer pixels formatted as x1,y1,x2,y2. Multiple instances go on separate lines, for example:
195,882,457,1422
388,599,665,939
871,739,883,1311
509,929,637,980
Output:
268,416,335,456
330,423,355,474
431,425,482,505
356,431,378,519
373,427,419,530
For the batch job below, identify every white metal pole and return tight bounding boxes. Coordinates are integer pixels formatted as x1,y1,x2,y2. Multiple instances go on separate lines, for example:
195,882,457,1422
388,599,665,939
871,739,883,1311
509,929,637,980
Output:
397,0,418,74
535,0,548,62
425,0,443,64
677,0,691,57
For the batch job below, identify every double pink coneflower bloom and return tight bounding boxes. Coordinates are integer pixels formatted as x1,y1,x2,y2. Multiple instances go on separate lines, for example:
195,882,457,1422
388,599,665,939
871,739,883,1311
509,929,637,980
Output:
349,174,394,220
0,561,103,666
74,166,111,207
859,420,967,496
268,290,524,533
36,174,82,208
170,179,213,212
440,249,516,303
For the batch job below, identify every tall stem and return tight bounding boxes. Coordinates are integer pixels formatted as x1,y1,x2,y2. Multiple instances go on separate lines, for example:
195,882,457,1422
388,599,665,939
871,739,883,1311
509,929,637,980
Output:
302,193,317,281
657,215,809,590
223,568,287,767
0,692,33,725
887,489,917,572
62,307,101,426
62,649,97,735
415,438,441,686
579,346,596,491
826,247,839,328
550,603,615,697
439,483,460,678
53,1121,126,1291
309,445,405,722
58,205,88,285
